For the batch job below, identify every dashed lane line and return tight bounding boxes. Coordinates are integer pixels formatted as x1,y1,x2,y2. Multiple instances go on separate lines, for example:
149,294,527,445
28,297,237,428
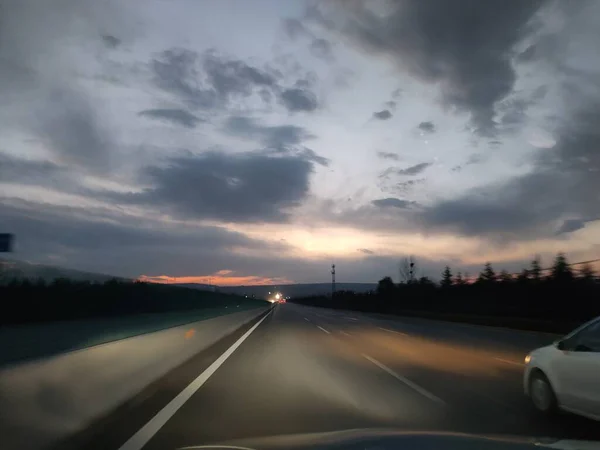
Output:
377,326,408,336
363,354,445,405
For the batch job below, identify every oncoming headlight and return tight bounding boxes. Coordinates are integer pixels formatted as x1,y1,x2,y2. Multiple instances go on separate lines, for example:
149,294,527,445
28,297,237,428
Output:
524,354,532,364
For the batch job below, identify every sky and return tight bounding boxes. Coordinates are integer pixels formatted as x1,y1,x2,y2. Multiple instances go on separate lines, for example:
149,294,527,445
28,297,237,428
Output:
1,0,600,286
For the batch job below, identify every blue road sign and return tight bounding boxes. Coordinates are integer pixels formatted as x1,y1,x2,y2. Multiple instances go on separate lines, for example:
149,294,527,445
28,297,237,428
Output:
0,234,14,252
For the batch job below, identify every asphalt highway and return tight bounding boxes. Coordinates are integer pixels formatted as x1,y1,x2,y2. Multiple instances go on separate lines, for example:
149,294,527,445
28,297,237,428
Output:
61,303,600,450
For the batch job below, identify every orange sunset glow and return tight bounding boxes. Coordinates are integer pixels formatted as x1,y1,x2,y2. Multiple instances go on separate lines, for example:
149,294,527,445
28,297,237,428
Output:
138,270,293,287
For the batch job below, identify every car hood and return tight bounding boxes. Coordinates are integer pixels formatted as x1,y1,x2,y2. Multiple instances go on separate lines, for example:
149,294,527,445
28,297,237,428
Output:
177,429,600,450
532,344,556,355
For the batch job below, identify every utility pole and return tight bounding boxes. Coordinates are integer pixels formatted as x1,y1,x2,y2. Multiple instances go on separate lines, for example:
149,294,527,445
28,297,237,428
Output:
331,263,336,297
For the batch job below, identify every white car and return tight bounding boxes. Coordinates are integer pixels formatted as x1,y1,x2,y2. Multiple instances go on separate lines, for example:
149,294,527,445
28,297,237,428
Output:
524,316,600,421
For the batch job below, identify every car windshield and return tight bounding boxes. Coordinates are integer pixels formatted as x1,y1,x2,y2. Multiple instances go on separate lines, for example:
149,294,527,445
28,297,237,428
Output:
0,1,599,450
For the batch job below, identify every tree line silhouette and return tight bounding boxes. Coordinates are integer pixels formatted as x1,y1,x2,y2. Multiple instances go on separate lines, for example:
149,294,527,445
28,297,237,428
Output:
0,278,265,325
292,253,600,333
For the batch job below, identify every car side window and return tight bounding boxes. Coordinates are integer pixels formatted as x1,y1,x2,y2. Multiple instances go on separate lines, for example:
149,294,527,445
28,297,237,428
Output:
571,320,600,352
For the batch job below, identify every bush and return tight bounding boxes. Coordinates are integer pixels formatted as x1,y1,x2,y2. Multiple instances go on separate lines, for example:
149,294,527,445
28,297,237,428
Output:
0,279,263,325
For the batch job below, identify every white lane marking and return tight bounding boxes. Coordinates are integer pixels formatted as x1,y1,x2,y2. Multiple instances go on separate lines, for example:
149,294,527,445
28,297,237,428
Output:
304,317,310,322
117,311,272,450
363,354,445,405
344,316,358,321
377,326,408,336
340,331,351,337
317,326,330,334
494,357,525,367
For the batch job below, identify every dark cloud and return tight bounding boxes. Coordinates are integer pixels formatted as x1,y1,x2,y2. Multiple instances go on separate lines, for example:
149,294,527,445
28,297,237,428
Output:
224,116,312,147
280,88,318,112
294,78,312,89
151,49,278,110
497,86,548,129
0,153,64,185
311,197,415,235
151,48,320,114
333,68,356,88
372,198,417,209
1,200,200,251
392,178,426,195
222,116,329,166
262,144,331,167
516,22,571,65
358,248,375,255
377,164,430,195
499,98,530,126
452,153,485,173
271,54,311,82
419,192,542,237
151,48,214,109
1,197,424,283
418,121,436,133
0,198,287,278
293,72,318,90
288,147,330,167
0,198,492,284
0,152,97,196
0,153,83,197
310,38,335,61
203,51,277,96
259,89,273,104
112,151,313,223
102,35,121,49
34,88,112,172
282,18,309,40
466,154,484,165
377,151,400,161
517,43,539,63
384,100,397,110
1,196,526,280
383,89,401,110
373,110,392,120
313,0,546,134
0,1,130,174
418,102,600,238
138,108,203,128
282,16,335,62
382,162,432,177
556,219,586,235
531,85,548,101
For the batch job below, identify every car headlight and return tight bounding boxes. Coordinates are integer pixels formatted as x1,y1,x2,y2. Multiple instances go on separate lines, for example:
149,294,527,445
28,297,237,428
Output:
524,354,531,364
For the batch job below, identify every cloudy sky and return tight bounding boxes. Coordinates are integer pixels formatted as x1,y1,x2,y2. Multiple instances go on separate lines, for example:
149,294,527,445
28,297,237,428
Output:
1,0,599,285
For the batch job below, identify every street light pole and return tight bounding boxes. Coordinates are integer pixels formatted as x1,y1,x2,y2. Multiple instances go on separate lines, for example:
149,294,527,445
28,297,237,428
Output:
331,264,336,297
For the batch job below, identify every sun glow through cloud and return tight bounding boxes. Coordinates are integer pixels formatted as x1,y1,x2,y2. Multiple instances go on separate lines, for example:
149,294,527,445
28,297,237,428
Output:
1,0,599,284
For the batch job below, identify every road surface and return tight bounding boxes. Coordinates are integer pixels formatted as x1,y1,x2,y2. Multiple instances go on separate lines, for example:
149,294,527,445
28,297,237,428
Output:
59,303,600,450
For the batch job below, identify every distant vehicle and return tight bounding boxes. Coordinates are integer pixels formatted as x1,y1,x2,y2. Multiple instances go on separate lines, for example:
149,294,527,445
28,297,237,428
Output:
524,316,600,421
